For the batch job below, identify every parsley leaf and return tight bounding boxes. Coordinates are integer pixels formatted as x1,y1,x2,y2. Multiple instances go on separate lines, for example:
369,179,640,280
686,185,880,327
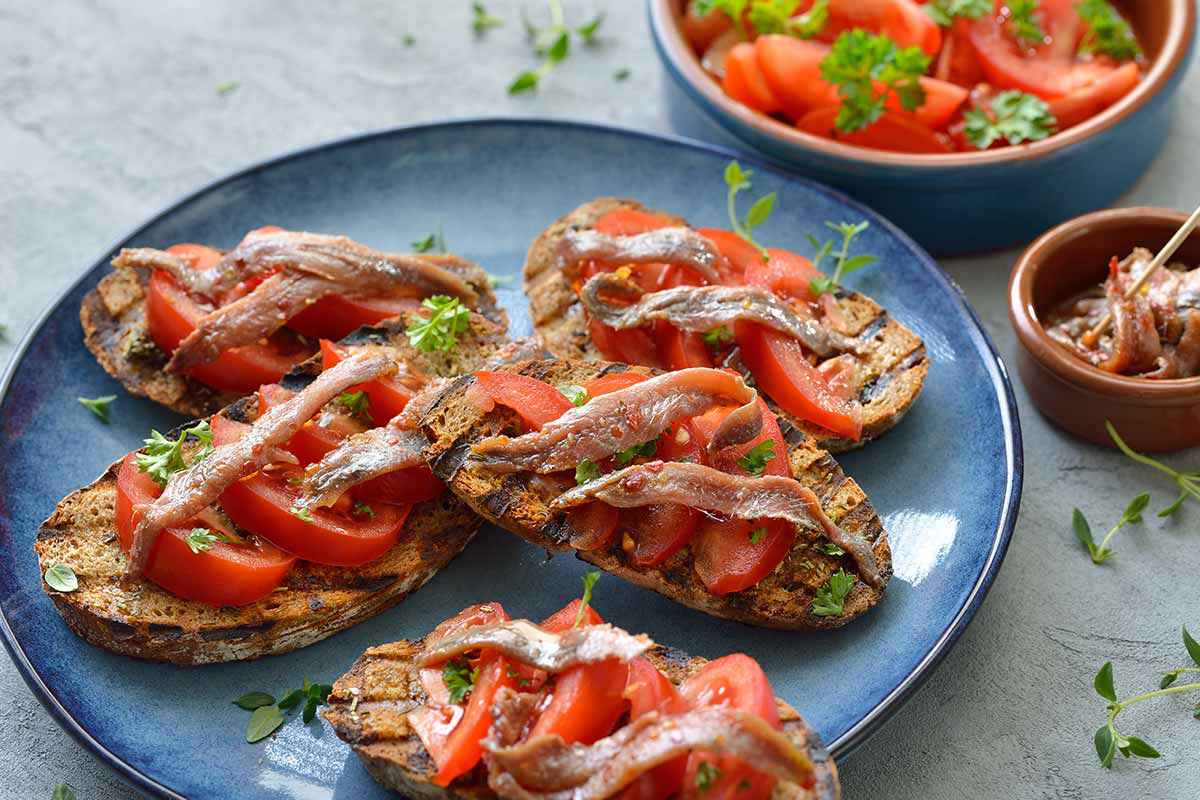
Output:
575,458,601,485
923,0,990,26
44,564,78,593
820,30,930,133
78,394,116,423
808,220,878,295
614,67,631,81
443,659,479,704
560,384,589,406
291,506,315,523
737,440,776,476
1077,0,1141,60
695,760,723,792
185,528,228,554
1072,493,1149,565
724,160,776,260
695,0,748,36
336,390,373,422
407,295,471,352
574,570,601,627
508,2,596,94
749,526,767,544
135,420,214,486
964,91,1057,149
1006,0,1045,45
703,326,734,348
812,568,855,616
817,541,845,556
748,0,829,39
215,80,239,96
472,1,503,34
412,227,445,253
353,501,375,519
616,439,657,466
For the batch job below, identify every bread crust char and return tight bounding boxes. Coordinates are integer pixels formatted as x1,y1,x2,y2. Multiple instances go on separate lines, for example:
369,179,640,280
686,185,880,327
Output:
324,640,840,800
522,199,928,453
418,360,891,631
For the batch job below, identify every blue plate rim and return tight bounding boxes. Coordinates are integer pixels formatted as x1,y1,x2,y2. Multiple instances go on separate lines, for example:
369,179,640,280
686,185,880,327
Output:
0,116,1024,798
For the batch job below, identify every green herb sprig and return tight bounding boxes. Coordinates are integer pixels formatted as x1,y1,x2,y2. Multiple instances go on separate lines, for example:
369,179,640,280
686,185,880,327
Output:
963,91,1057,149
136,420,214,486
1108,421,1200,517
812,568,854,616
238,679,333,742
1007,0,1045,45
723,161,776,260
616,439,657,466
407,295,471,352
509,1,603,94
695,760,723,792
923,0,991,26
1077,0,1141,61
748,0,829,39
78,394,116,423
695,0,749,36
472,1,503,34
737,440,776,477
336,390,373,422
575,458,601,485
185,528,230,555
703,326,734,349
574,570,601,627
808,221,878,295
559,384,588,406
1072,493,1148,565
1092,627,1200,768
443,659,479,704
412,227,446,253
820,30,930,133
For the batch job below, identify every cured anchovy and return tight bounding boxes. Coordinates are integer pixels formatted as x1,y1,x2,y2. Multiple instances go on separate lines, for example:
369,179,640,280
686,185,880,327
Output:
417,620,653,671
552,461,882,588
126,352,393,577
581,273,858,357
296,424,428,510
469,369,762,473
557,227,727,284
482,707,814,800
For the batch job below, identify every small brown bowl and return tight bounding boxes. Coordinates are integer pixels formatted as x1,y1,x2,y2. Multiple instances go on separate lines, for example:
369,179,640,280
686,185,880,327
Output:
1009,207,1200,452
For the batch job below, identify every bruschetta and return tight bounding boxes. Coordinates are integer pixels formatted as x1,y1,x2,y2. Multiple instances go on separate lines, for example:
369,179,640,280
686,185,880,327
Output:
410,360,891,630
81,226,505,417
35,311,529,664
523,199,927,452
324,596,840,800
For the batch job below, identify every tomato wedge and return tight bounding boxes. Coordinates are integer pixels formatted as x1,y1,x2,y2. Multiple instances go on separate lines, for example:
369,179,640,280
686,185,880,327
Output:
621,416,704,568
735,321,863,440
257,383,364,465
618,657,692,800
472,371,574,430
114,453,295,606
1047,61,1141,129
658,322,713,370
145,245,309,392
528,602,628,746
744,247,822,301
212,416,409,565
797,107,953,153
755,36,842,121
680,654,797,800
320,339,414,422
681,0,734,53
288,294,422,341
828,0,942,55
583,371,648,397
593,208,678,236
724,41,783,114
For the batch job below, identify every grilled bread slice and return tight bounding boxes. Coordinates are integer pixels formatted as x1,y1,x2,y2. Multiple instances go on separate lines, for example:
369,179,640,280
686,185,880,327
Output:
523,198,928,453
418,359,892,631
34,313,512,665
324,638,840,800
81,245,506,417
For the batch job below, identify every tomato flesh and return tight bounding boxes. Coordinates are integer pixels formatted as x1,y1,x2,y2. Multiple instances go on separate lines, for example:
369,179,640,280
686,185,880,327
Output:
724,41,782,114
114,453,295,607
289,293,421,341
320,339,414,422
618,657,692,800
472,370,574,431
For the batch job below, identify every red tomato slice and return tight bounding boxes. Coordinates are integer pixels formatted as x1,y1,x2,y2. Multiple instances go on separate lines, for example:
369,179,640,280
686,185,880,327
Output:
744,247,822,301
593,208,677,236
257,383,364,465
724,42,783,114
565,501,621,551
621,417,704,567
680,654,798,800
472,371,573,430
658,322,713,370
212,416,409,565
541,597,605,632
583,371,649,397
352,467,445,507
735,322,863,440
1047,61,1141,129
755,35,841,121
529,602,628,746
618,657,691,800
588,316,664,369
681,0,734,53
935,19,986,87
114,453,295,606
698,228,765,278
320,339,414,422
828,0,942,55
288,294,422,341
797,107,953,154
434,655,515,786
145,260,309,393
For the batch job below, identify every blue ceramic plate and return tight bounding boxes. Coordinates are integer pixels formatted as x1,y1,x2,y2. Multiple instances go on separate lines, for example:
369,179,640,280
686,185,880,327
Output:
0,119,1021,799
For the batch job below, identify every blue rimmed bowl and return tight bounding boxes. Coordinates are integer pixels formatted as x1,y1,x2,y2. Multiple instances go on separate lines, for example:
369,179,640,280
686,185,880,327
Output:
649,0,1196,255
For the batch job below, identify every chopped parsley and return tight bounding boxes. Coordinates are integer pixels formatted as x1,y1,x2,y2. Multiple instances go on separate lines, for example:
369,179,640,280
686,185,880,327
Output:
724,160,776,260
215,80,240,96
703,326,734,349
820,30,930,133
748,0,829,39
695,760,723,792
78,394,116,424
616,439,658,466
614,67,631,81
749,526,767,544
963,91,1057,149
336,390,373,422
407,295,471,352
185,528,228,554
353,501,375,519
44,564,78,593
575,458,602,485
817,541,845,556
923,0,990,26
812,569,855,616
808,220,878,295
574,570,601,627
1006,0,1045,45
1077,0,1141,61
737,440,776,477
471,1,503,34
411,227,445,253
560,384,589,406
291,506,316,523
136,420,214,486
443,659,479,704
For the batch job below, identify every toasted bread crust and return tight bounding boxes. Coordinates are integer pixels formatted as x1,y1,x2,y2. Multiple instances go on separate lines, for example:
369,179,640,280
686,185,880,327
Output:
324,639,839,800
419,360,891,631
37,314,513,664
81,247,507,417
523,199,928,453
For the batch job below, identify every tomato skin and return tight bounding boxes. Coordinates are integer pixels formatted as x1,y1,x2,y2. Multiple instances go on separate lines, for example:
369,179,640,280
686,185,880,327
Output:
212,416,409,566
352,467,445,506
432,654,516,786
566,501,622,551
289,294,421,341
114,453,295,607
588,316,665,369
735,322,863,441
583,371,649,397
745,247,822,301
755,36,842,121
593,208,678,236
473,371,574,430
541,597,604,632
828,0,942,55
658,323,714,371
621,417,704,568
257,383,362,465
698,228,765,280
618,657,691,800
797,107,953,154
681,0,734,53
724,42,783,114
320,339,413,422
1047,62,1141,129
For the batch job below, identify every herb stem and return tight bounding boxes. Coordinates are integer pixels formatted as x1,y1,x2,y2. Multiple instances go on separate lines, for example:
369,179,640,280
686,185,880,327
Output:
549,0,564,29
1095,520,1127,559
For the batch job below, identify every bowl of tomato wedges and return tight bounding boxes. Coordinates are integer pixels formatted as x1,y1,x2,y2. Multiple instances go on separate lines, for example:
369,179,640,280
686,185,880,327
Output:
649,0,1195,255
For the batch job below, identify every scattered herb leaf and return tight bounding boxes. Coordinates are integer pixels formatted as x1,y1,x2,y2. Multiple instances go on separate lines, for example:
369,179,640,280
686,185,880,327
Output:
412,227,446,253
923,0,990,26
1072,492,1149,564
749,0,829,39
616,439,657,466
614,67,631,81
809,220,877,295
353,501,375,519
407,295,471,352
185,528,228,554
749,526,767,544
574,570,601,627
44,564,78,593
817,541,845,556
703,326,734,349
737,440,776,477
575,458,601,485
1006,0,1045,45
246,705,285,743
723,161,775,260
812,568,854,616
560,384,588,406
695,760,722,792
291,506,315,523
233,691,276,711
443,659,478,704
136,420,214,486
1077,0,1141,60
78,394,116,423
336,390,373,422
472,1,504,34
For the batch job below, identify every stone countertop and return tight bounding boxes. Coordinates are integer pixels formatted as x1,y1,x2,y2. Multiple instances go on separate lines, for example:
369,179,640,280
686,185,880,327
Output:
1,2,1197,798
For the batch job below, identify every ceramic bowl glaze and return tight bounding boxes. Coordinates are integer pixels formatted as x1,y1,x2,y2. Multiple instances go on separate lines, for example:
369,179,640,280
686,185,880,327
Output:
0,120,1021,799
1009,207,1200,451
649,0,1197,255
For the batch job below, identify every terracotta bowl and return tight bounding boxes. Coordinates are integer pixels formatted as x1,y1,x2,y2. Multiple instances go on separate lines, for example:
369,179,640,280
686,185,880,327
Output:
1009,207,1200,452
648,0,1197,255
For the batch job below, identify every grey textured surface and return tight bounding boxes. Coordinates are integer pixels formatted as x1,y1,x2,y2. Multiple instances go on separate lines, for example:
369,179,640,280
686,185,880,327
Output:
2,1,1198,798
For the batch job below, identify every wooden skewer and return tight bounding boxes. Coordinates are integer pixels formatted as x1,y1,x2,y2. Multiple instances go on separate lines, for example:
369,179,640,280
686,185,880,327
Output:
1081,204,1200,348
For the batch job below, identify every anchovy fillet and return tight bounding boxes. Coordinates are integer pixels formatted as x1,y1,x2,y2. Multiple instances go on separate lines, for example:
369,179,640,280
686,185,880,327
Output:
417,619,653,671
557,227,728,284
